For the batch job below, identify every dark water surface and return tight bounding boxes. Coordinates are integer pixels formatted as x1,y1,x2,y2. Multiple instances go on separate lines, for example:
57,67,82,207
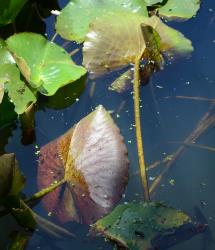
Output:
1,0,215,249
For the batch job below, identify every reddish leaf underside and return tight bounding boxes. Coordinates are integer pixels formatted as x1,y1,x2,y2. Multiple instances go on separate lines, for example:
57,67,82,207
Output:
37,105,129,224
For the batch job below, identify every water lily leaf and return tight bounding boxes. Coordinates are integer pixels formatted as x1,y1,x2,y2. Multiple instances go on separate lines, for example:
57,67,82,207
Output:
6,33,86,96
0,64,36,115
42,74,86,110
0,153,25,200
0,0,27,26
109,69,134,93
83,12,193,77
93,202,206,250
148,15,193,56
158,0,201,20
38,105,129,224
0,39,15,105
0,39,15,65
56,0,148,43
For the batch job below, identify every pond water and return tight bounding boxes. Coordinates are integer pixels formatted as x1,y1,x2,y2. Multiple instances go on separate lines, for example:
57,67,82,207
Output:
1,0,215,249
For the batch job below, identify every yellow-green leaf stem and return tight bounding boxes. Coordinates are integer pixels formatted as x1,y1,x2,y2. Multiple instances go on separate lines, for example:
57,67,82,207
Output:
25,178,66,204
134,56,150,202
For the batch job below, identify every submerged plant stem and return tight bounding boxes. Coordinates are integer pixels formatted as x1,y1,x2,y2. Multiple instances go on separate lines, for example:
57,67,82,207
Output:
150,104,215,195
134,57,150,202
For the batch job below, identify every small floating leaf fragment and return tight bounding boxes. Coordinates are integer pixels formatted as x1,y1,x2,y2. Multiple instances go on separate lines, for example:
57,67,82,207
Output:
109,69,134,93
169,179,175,186
108,69,134,93
200,201,207,206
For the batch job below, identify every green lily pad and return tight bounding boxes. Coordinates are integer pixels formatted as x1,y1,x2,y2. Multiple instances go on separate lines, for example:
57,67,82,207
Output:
43,74,86,110
0,64,36,114
0,154,25,200
0,39,36,114
0,39,15,65
159,0,201,20
56,0,148,43
94,202,205,250
6,33,86,96
83,12,193,77
0,0,27,26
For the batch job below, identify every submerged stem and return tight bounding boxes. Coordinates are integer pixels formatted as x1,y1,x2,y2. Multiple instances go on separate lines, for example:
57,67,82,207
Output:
133,57,150,202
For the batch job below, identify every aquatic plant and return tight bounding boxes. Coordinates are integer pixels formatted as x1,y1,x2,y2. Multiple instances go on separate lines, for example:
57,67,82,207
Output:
37,106,129,224
0,0,209,249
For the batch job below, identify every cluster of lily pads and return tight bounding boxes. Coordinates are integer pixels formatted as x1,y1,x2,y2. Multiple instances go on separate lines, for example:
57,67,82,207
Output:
0,0,199,116
0,0,205,249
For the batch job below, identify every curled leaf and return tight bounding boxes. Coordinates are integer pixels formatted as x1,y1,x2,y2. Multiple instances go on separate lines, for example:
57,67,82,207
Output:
141,24,164,71
5,197,36,230
4,195,75,238
83,12,193,77
0,153,25,200
38,105,129,224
